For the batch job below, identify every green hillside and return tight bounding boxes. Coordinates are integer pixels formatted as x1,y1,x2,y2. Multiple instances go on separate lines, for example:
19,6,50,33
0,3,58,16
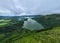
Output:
12,27,60,43
0,14,60,43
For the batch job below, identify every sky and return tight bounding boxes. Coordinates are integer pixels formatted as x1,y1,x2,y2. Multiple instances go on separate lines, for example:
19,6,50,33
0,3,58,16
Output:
0,0,60,16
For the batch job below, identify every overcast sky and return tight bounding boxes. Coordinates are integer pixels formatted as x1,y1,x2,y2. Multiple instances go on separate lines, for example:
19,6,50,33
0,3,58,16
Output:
0,0,60,16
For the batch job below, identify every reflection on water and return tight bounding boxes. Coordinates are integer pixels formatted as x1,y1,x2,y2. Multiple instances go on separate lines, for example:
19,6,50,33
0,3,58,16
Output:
23,18,44,31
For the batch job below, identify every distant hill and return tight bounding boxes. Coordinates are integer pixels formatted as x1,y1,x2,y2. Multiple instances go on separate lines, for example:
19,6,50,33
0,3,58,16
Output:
0,15,42,19
34,14,60,28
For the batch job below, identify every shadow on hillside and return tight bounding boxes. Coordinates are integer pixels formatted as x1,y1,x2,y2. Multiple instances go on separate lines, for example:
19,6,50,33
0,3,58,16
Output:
36,25,60,32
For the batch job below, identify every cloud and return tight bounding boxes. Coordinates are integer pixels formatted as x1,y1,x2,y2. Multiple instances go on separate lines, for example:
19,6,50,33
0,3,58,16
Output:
0,0,60,16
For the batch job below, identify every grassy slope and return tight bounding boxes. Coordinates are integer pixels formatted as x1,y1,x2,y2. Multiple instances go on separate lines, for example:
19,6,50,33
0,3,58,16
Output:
1,26,60,43
10,27,60,43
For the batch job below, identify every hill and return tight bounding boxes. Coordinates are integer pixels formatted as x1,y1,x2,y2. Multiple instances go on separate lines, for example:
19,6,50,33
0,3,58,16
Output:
0,14,60,43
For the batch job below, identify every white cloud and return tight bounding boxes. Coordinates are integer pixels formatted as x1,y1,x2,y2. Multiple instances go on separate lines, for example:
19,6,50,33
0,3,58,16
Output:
0,0,60,16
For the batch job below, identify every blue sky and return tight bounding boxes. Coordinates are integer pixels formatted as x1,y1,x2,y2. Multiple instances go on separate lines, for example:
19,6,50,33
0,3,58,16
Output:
0,0,60,16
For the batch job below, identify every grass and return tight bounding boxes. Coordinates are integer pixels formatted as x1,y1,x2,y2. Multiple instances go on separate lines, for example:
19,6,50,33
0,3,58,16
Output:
0,20,10,27
13,27,60,43
0,20,60,43
3,26,60,43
